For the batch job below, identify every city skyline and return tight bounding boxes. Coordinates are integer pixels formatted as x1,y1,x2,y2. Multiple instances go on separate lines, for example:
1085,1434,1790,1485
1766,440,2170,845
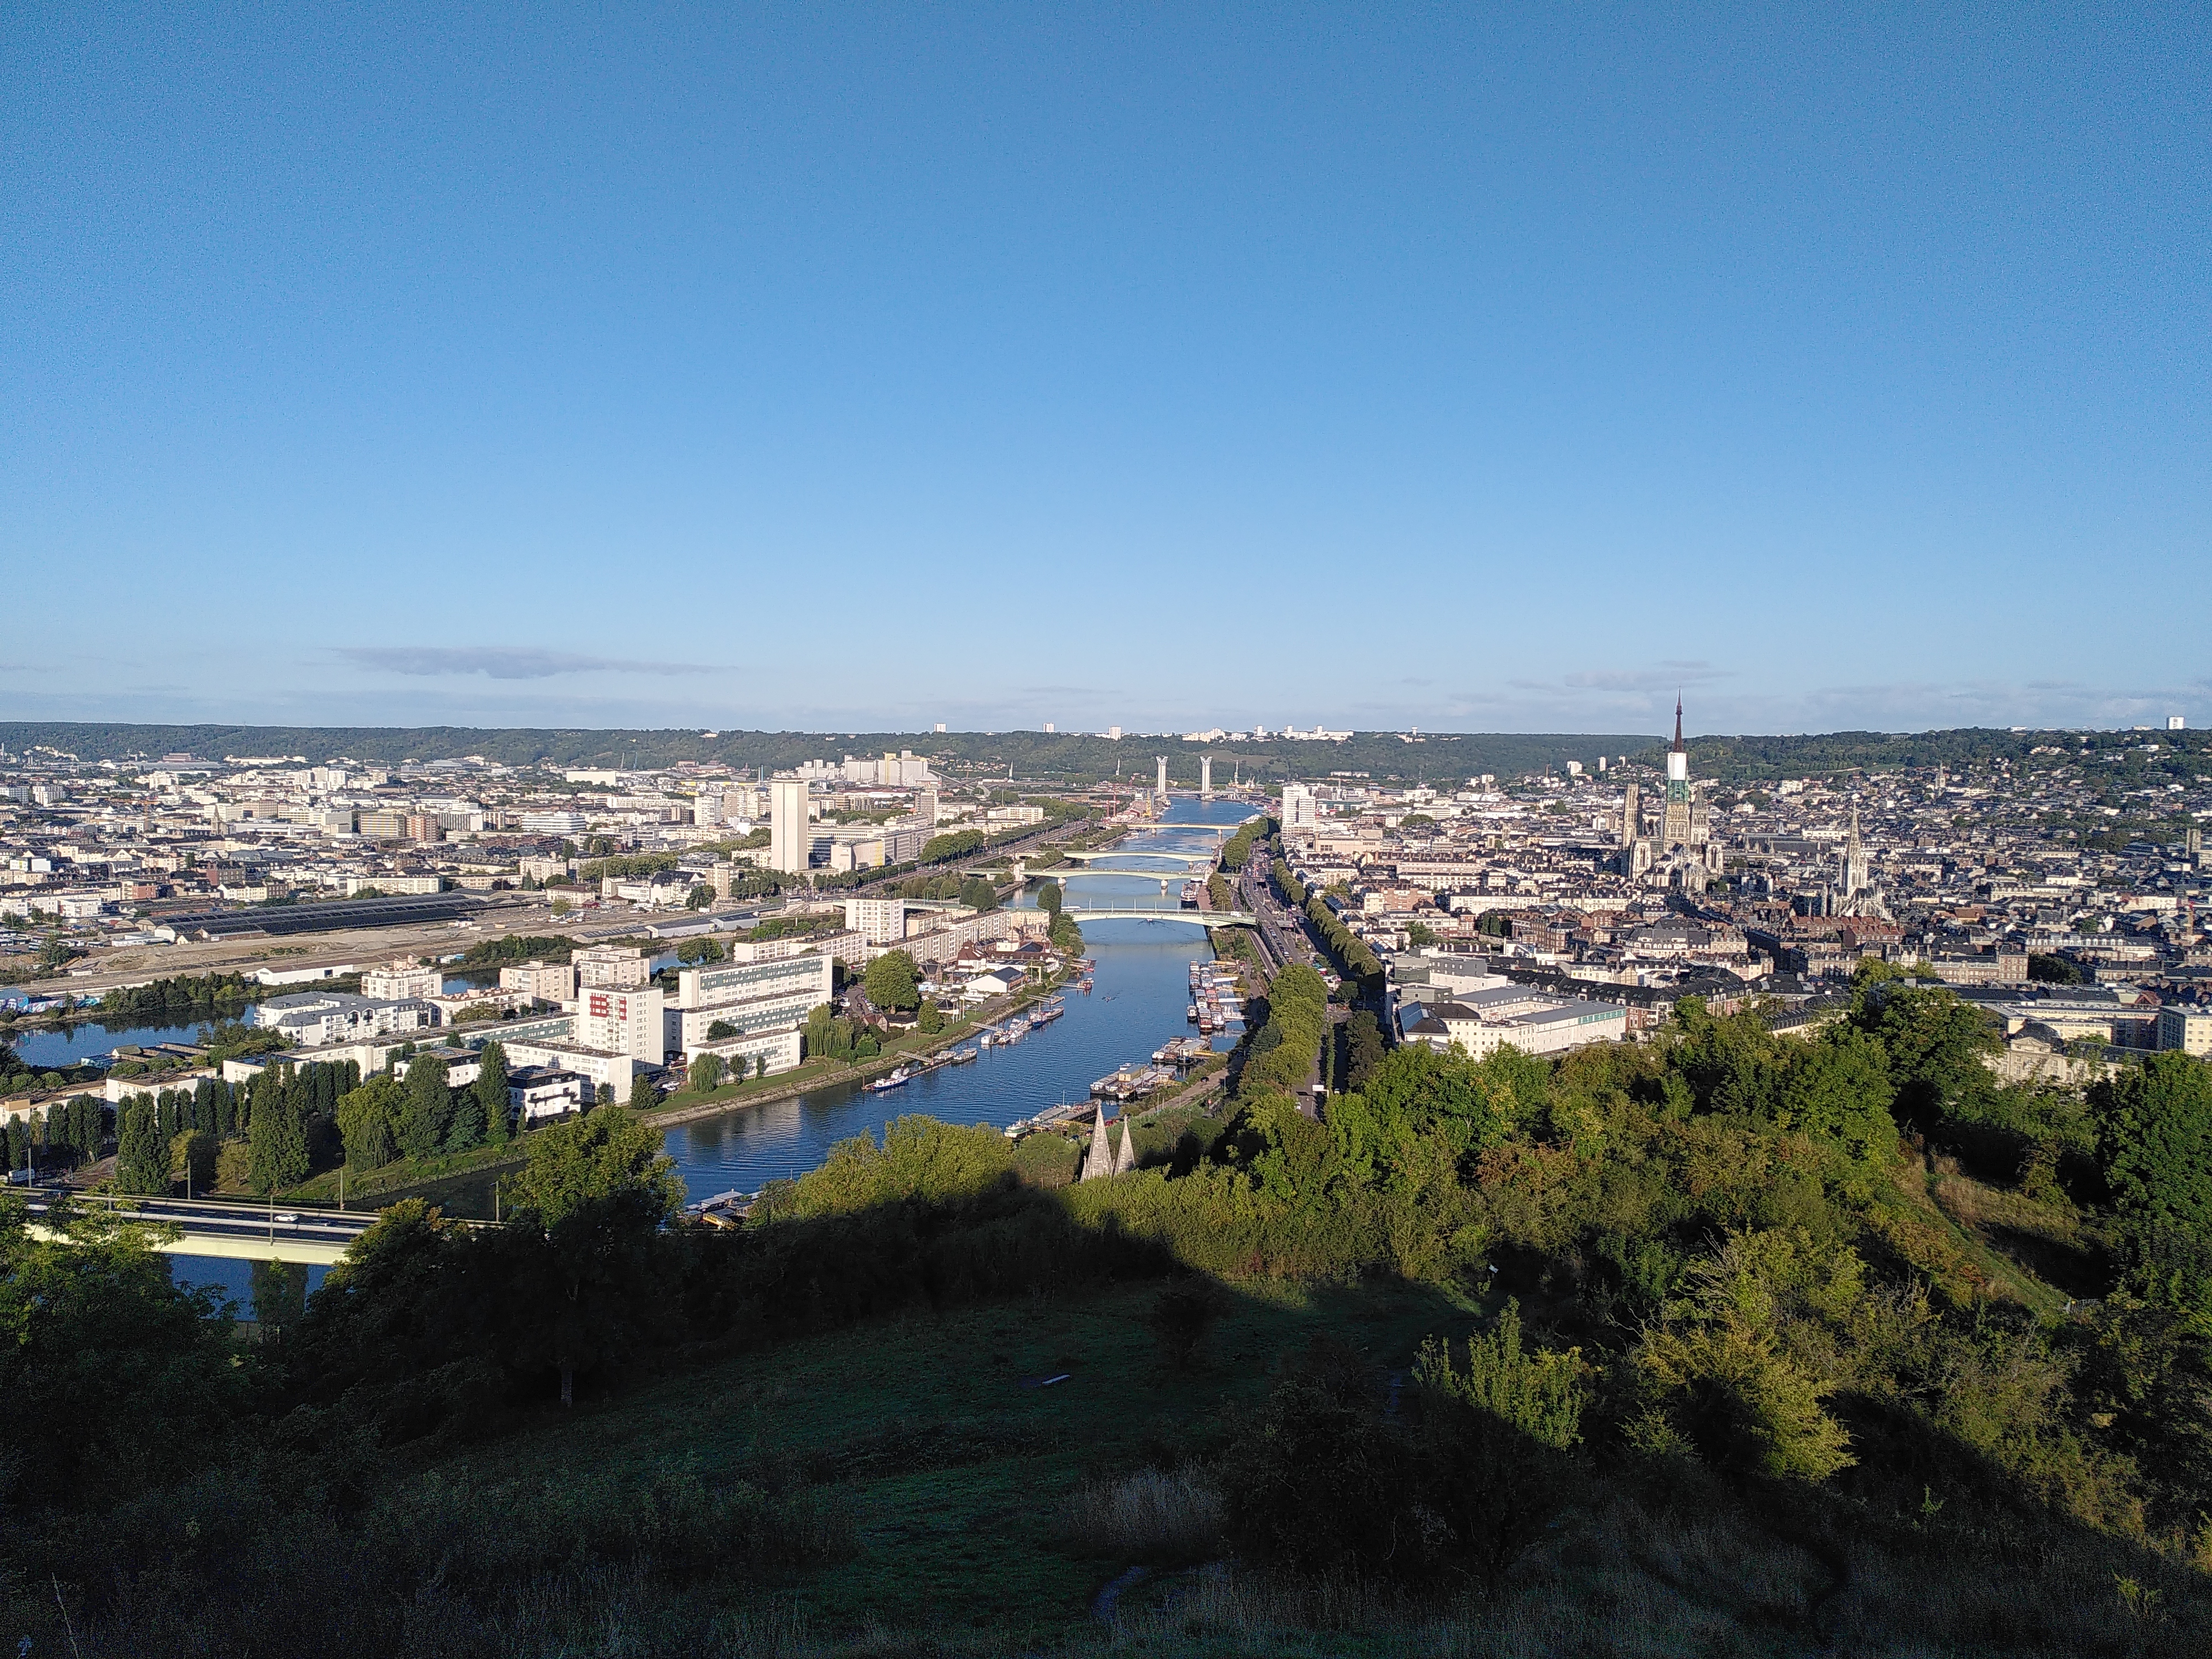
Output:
6,7,2206,735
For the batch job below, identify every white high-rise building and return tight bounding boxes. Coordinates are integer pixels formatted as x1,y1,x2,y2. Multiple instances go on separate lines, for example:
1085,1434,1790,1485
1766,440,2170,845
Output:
770,778,810,874
576,984,666,1063
843,896,908,945
2169,714,2187,731
1281,784,1318,829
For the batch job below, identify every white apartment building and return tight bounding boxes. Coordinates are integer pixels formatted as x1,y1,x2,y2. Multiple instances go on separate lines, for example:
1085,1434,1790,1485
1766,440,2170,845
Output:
363,960,442,1000
900,905,1053,965
844,896,909,945
576,985,667,1063
673,953,833,1054
499,959,580,1002
1282,783,1318,829
575,944,652,989
250,991,439,1048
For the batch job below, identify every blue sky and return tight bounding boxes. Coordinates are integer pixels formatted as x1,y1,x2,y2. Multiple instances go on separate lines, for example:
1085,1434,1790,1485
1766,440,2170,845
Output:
4,4,2206,737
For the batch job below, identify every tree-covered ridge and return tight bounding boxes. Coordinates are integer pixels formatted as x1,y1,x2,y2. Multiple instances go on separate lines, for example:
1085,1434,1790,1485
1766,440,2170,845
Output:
1650,725,2212,781
0,721,1657,782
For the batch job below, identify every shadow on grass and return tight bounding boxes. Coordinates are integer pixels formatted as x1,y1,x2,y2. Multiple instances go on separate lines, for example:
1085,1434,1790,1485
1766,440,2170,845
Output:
11,1152,2212,1659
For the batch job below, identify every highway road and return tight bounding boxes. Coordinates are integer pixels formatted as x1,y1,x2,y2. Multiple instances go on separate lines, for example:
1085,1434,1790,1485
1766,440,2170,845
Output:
19,1188,382,1264
1239,854,1321,979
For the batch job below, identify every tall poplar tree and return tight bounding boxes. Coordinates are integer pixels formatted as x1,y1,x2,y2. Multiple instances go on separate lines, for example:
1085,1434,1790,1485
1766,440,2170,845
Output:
116,1095,168,1196
477,1042,511,1148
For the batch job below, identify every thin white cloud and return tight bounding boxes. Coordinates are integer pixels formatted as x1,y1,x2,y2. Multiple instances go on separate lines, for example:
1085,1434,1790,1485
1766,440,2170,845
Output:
336,647,719,680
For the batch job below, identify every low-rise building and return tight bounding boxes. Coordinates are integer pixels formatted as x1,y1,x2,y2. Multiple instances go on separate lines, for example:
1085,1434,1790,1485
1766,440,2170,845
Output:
507,1065,589,1124
1409,984,1628,1058
249,990,439,1047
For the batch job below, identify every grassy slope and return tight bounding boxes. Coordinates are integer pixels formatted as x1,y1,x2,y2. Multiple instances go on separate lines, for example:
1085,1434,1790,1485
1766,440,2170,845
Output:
437,1277,1479,1647
407,1251,2212,1658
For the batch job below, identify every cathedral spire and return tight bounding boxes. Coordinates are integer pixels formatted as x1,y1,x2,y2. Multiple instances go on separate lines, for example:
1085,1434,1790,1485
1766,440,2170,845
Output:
1671,693,1684,754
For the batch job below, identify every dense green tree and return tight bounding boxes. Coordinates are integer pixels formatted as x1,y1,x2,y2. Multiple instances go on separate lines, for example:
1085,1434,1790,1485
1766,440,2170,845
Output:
1035,878,1063,915
504,1108,685,1406
689,1053,726,1092
337,1074,402,1170
477,1042,511,1148
396,1053,453,1160
252,1258,310,1332
0,1193,246,1507
1775,1025,1900,1166
1414,1301,1587,1584
921,829,987,863
249,1069,310,1193
917,998,945,1035
1343,1010,1386,1092
862,949,921,1011
2095,1053,2212,1324
444,1067,486,1152
958,874,999,911
627,1073,661,1113
115,1094,169,1196
1049,910,1084,953
803,1004,854,1062
1358,1039,1540,1160
1849,969,1997,1125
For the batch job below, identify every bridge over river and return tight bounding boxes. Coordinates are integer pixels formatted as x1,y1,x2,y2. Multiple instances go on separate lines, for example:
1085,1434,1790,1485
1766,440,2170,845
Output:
21,1189,388,1266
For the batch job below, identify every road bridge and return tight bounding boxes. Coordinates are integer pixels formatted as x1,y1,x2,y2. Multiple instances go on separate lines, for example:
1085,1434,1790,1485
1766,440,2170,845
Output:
1062,906,1255,929
1049,848,1222,867
22,1190,384,1267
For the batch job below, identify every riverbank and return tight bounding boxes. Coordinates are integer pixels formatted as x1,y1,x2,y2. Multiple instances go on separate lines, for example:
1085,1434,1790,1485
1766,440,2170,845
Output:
290,973,1078,1210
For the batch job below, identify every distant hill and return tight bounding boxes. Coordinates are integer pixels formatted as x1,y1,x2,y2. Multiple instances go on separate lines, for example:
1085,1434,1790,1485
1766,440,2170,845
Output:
1648,727,2211,782
6,719,2201,785
0,722,1655,784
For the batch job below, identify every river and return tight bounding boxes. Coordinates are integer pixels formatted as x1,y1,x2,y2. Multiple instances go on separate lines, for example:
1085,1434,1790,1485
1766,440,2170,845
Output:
14,797,1256,1286
659,796,1257,1199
